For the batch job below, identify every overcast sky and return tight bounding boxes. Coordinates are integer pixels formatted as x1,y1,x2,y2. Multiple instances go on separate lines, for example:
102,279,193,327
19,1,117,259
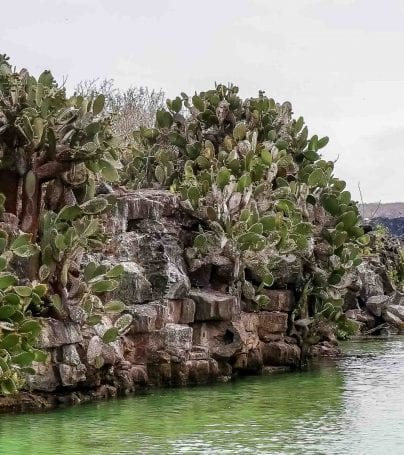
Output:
2,0,403,202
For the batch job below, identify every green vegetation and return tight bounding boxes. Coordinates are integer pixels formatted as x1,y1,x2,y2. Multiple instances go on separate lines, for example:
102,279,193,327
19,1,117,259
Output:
0,57,379,394
371,224,404,291
131,84,369,338
0,55,128,393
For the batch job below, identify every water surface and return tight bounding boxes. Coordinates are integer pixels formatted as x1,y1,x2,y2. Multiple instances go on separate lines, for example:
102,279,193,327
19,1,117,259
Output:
0,338,403,454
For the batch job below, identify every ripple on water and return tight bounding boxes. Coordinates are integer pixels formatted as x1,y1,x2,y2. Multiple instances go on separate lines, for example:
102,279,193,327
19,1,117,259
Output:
0,338,403,454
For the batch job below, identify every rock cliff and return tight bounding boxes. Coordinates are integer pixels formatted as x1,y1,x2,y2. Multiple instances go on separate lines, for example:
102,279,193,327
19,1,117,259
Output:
2,190,324,410
344,230,404,334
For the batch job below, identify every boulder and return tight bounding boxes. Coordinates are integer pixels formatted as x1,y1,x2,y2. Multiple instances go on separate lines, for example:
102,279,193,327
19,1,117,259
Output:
260,290,294,312
390,291,404,306
186,359,211,383
191,288,239,321
58,363,87,387
240,312,259,332
383,310,404,328
167,299,196,324
86,335,122,366
365,295,390,317
357,262,384,301
113,261,153,304
122,332,165,365
163,324,193,358
192,321,244,360
163,242,191,298
26,360,60,392
112,232,190,300
148,302,169,329
128,304,158,333
386,304,404,321
308,341,340,357
257,312,288,340
129,365,148,385
345,309,376,328
261,341,301,366
38,319,82,349
107,190,181,234
62,344,83,366
189,346,210,361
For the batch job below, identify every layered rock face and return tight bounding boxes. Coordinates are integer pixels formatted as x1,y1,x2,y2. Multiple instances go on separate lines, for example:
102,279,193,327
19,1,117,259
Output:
27,190,303,402
344,234,404,335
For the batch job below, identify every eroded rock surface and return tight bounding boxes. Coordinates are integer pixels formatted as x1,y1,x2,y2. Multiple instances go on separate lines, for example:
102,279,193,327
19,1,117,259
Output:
21,190,330,408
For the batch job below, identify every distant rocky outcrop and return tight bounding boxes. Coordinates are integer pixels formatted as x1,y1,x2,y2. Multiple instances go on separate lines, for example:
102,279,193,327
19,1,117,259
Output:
372,217,404,237
361,203,404,237
344,230,404,335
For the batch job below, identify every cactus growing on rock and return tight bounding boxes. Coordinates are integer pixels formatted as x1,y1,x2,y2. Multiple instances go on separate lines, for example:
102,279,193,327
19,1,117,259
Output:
0,54,122,238
0,56,127,394
133,83,369,337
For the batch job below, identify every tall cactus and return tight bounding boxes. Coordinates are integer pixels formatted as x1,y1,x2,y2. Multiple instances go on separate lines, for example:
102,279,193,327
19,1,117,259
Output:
133,83,368,336
0,54,122,239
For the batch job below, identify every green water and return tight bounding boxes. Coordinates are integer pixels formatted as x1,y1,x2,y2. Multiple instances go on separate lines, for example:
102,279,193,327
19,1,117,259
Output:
0,339,403,454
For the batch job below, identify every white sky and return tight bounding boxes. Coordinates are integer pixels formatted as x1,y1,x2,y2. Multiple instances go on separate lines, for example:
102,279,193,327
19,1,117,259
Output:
2,0,404,202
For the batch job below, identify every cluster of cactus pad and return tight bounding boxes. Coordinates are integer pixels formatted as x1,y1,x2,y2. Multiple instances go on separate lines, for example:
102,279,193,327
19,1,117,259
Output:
134,83,369,338
0,228,46,394
0,55,373,394
0,56,130,393
0,54,123,236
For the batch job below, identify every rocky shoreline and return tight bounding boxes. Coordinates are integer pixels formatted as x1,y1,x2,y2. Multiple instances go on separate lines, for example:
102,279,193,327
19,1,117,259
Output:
0,190,331,412
1,190,402,413
343,232,404,335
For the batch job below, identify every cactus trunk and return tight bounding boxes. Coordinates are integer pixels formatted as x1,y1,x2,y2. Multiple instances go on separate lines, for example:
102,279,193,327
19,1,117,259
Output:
21,171,42,239
0,170,20,215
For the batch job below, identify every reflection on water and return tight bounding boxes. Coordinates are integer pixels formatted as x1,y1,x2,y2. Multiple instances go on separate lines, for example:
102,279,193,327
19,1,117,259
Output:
0,338,403,454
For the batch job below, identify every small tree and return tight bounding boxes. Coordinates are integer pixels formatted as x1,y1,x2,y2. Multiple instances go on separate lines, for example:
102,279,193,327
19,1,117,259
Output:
0,55,122,239
0,56,130,394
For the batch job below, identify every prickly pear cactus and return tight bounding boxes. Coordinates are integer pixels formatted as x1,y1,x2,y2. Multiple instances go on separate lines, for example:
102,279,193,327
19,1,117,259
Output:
0,56,128,395
0,54,123,237
133,83,369,337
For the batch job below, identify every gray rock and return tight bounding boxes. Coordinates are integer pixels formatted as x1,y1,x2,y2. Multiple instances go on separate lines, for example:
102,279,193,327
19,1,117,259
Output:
26,360,60,392
128,304,158,333
106,190,181,234
163,324,193,353
38,319,82,349
383,310,404,328
189,346,210,361
192,321,245,361
86,335,122,366
385,305,404,321
111,261,153,304
148,302,169,329
164,242,191,299
59,363,86,387
258,311,289,340
390,291,404,306
62,344,83,366
191,288,239,321
167,299,196,324
260,290,294,312
111,232,190,300
261,341,301,366
358,263,385,301
345,309,376,328
365,295,390,317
